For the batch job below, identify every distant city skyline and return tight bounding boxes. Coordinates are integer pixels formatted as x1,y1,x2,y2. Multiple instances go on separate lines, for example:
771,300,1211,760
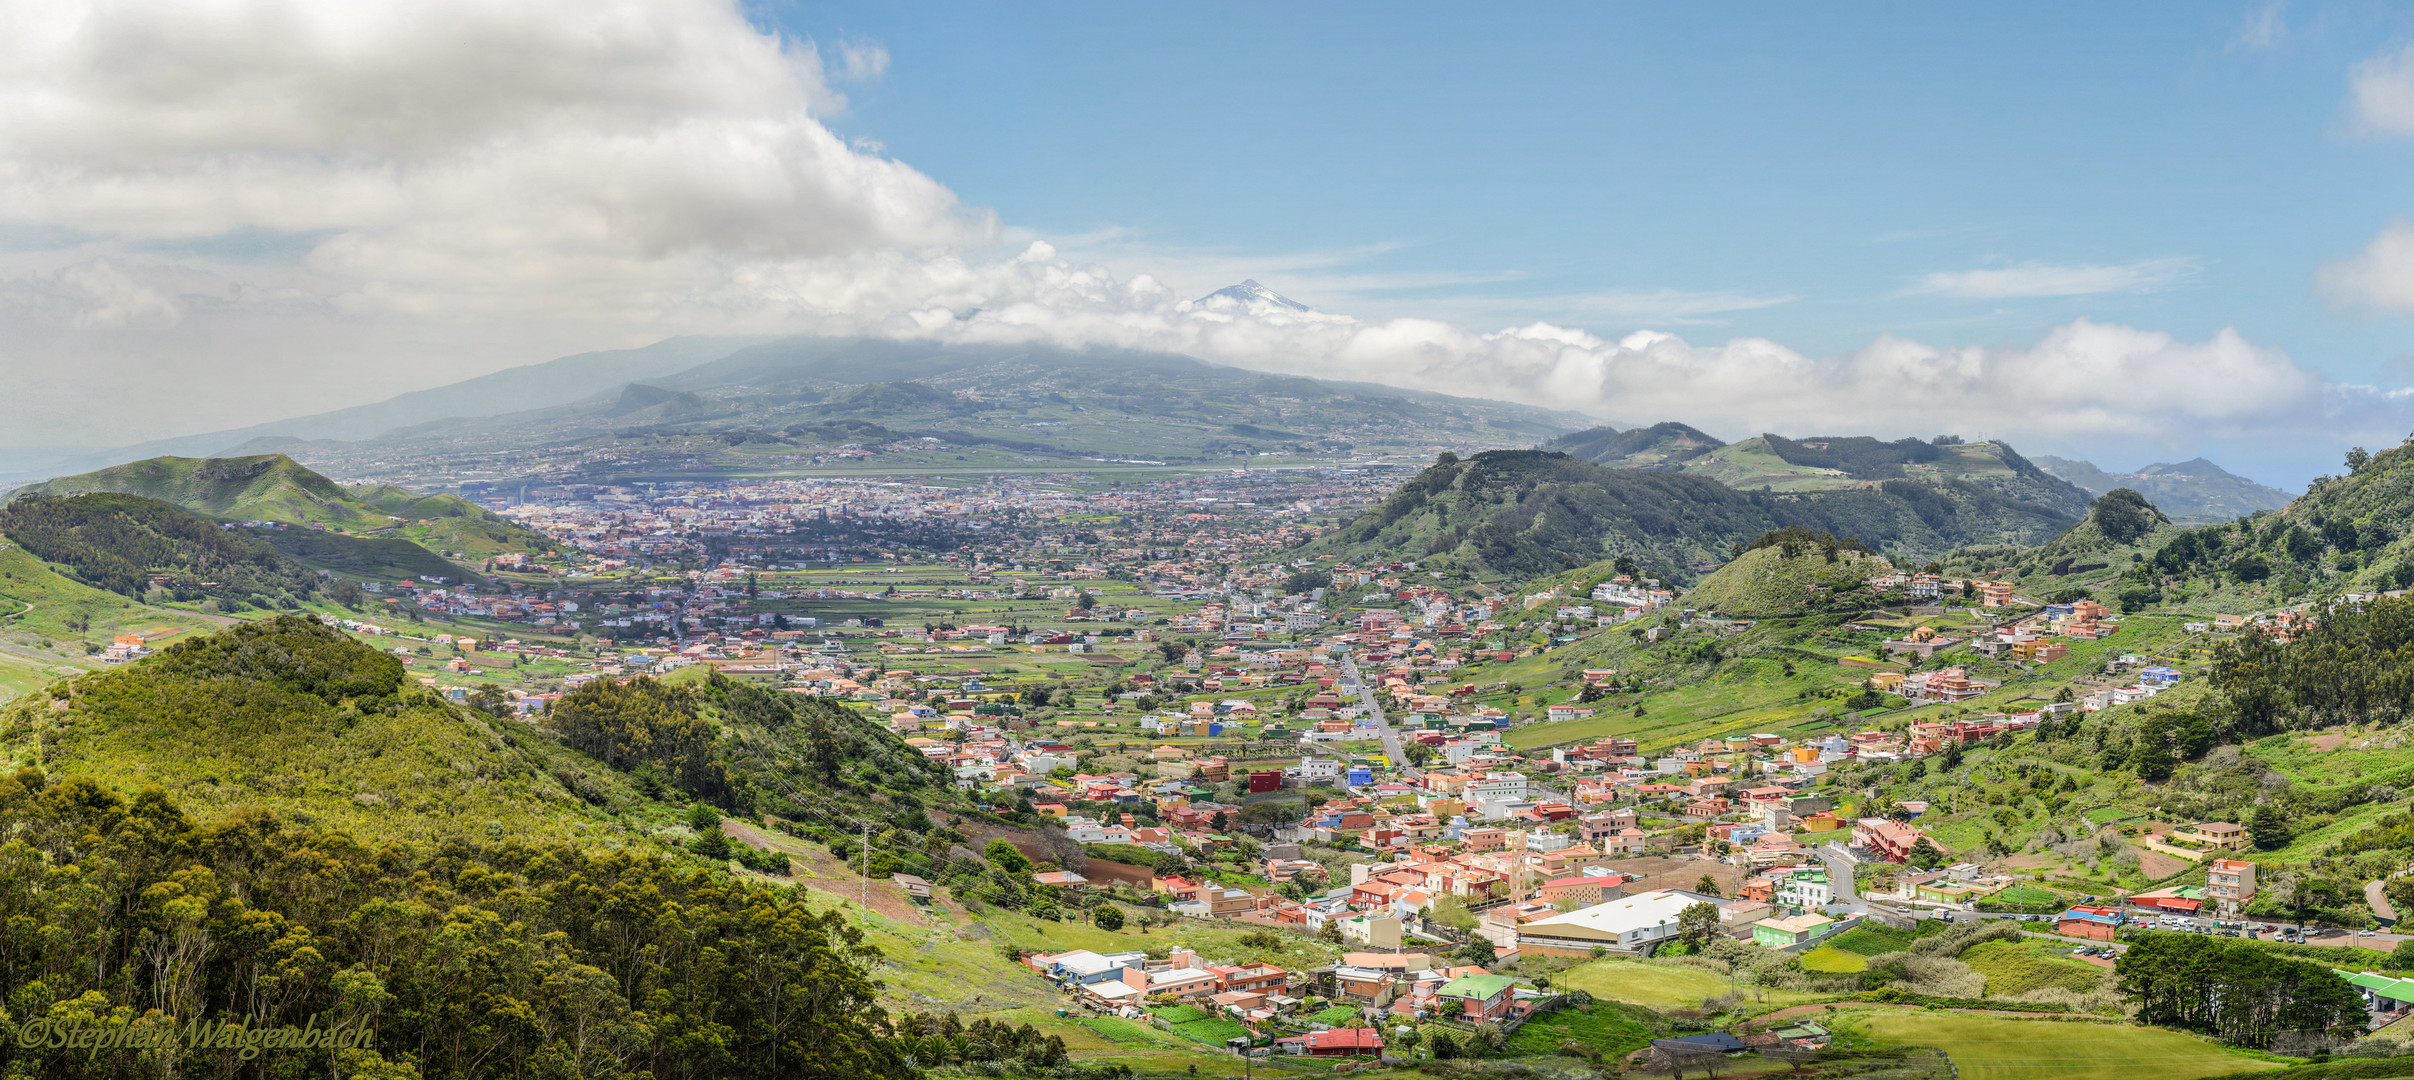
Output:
2,0,2411,486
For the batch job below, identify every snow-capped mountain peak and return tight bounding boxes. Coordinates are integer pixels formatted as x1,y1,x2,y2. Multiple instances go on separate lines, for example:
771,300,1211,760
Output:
1191,279,1313,314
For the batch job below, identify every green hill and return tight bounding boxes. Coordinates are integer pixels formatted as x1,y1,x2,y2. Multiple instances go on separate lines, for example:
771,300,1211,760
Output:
1546,425,2091,518
1941,440,2414,615
1318,449,2082,583
2033,455,2295,524
4,614,635,840
13,453,554,560
2051,438,2414,613
6,613,953,848
1683,535,1894,617
0,492,365,606
0,614,908,1079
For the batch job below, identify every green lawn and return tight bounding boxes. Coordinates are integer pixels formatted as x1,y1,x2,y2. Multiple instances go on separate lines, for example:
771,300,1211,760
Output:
1847,1012,2278,1080
1801,946,1869,973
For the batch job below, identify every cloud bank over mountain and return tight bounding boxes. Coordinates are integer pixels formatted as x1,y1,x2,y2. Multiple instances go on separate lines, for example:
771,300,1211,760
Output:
0,0,2402,486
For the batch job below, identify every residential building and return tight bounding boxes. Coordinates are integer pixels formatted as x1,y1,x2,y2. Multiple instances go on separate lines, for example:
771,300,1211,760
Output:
1773,870,1831,909
1434,973,1521,1022
1751,913,1836,948
2176,822,2250,852
1278,1029,1384,1057
1852,818,1932,864
2207,859,2257,915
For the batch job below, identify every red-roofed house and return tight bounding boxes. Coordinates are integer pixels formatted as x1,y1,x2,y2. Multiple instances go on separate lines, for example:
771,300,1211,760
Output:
1279,1028,1385,1057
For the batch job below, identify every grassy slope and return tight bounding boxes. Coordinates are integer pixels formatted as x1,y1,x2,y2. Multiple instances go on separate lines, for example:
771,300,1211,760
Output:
253,526,469,582
1685,438,1854,492
1502,999,1669,1057
1957,939,2106,996
0,546,230,701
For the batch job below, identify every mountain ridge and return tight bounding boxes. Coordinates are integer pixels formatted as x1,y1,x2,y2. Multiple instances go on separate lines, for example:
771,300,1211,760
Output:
10,453,552,562
2032,453,2295,523
157,338,1610,488
1315,448,2085,582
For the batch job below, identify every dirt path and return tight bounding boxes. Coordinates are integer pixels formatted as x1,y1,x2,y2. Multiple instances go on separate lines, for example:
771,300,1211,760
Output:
2370,878,2398,924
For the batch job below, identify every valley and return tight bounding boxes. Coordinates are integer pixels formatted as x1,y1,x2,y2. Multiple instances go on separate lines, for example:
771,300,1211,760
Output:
0,395,2405,1080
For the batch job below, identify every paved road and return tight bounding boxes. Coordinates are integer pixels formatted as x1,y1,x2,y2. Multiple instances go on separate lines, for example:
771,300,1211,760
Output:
2372,879,2399,924
1339,655,1409,767
1815,844,1868,910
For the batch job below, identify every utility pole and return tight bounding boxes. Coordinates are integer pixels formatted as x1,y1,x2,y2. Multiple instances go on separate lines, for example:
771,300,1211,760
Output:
860,822,872,926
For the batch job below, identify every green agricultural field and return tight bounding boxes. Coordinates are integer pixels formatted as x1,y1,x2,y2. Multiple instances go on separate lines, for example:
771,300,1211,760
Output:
1505,668,1852,751
1846,1012,2277,1080
1957,939,2106,997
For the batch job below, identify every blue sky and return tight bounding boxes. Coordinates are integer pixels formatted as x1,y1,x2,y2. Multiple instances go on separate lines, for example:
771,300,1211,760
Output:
4,0,2411,487
777,1,2414,400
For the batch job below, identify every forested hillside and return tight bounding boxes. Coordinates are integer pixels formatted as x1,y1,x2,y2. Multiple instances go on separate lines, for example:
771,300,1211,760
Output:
1940,488,2184,609
2013,438,2414,613
0,616,1031,1077
0,492,362,607
0,767,903,1079
1317,450,2082,582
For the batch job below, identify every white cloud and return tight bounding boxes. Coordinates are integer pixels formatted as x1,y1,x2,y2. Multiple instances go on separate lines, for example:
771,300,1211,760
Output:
58,260,181,328
0,0,986,321
2230,2,2286,52
831,40,890,83
2351,43,2414,135
1907,258,2198,299
2317,218,2414,311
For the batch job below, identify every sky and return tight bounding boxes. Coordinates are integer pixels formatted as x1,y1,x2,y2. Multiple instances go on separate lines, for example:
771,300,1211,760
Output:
2,1,2413,488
